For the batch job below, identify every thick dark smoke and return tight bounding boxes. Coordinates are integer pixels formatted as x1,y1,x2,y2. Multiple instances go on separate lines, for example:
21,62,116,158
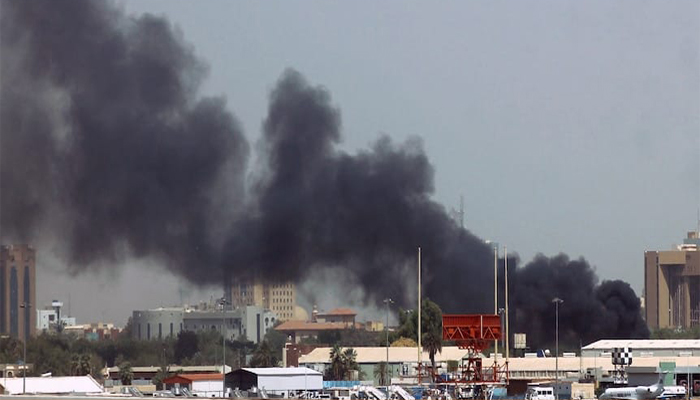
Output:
1,1,248,281
1,0,648,348
511,254,649,350
224,70,495,313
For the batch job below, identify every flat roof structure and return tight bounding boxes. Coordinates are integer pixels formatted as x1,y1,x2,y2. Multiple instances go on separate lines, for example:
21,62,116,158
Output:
300,346,470,364
582,339,700,357
162,373,224,384
1,376,104,395
226,367,322,393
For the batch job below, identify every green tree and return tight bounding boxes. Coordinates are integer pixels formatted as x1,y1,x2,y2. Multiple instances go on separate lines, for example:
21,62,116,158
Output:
391,299,443,376
421,299,443,375
0,336,23,364
152,365,172,390
328,344,345,380
251,341,277,367
342,348,357,380
71,353,92,376
118,361,133,385
174,330,198,363
263,322,288,363
374,361,389,386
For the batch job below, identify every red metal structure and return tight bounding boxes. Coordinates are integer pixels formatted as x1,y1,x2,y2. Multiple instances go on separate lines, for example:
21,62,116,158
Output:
441,314,508,385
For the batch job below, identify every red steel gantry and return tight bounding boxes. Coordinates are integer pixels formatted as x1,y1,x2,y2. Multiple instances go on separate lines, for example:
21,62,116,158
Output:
441,314,508,385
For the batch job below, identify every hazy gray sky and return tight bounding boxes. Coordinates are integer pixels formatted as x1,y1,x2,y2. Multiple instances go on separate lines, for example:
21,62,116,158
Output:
37,1,699,324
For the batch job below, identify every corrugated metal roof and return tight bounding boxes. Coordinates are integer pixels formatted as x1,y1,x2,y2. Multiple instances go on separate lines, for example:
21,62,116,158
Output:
1,376,104,395
300,346,470,364
107,364,227,373
583,339,700,350
239,367,322,376
163,373,223,383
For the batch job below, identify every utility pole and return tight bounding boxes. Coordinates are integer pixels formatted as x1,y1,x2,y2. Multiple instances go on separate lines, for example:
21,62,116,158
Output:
552,298,564,400
384,298,394,386
219,298,228,397
20,302,31,395
417,247,422,386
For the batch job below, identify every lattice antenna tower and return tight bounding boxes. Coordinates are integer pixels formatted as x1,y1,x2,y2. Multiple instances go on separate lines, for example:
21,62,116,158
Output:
450,195,465,229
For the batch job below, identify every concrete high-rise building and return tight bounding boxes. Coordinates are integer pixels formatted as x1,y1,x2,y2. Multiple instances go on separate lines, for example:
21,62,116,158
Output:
228,280,298,321
0,244,37,340
645,231,700,329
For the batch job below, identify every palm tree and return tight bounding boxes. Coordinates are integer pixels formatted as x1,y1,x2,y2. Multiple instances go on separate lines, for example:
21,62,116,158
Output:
251,340,276,367
421,299,443,379
78,354,92,375
118,361,133,385
329,344,344,380
374,361,389,386
342,348,357,380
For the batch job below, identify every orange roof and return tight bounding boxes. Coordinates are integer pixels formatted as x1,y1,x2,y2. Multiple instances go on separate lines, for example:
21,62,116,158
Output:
163,373,223,384
275,320,348,331
317,308,356,316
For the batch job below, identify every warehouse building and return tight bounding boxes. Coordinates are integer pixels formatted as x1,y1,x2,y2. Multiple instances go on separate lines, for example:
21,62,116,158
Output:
162,373,224,397
226,367,322,397
582,339,700,358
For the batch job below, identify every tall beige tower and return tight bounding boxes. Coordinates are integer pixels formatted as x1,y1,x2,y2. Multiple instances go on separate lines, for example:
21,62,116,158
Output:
0,244,37,340
228,279,298,321
645,231,700,329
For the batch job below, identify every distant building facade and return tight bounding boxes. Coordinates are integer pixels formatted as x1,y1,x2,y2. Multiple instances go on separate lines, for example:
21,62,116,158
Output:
227,280,298,321
64,322,122,340
645,231,700,329
36,309,76,332
0,244,36,339
131,305,276,344
315,307,356,327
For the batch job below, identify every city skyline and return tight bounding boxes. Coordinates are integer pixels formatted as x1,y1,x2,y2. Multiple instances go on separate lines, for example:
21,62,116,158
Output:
1,1,698,325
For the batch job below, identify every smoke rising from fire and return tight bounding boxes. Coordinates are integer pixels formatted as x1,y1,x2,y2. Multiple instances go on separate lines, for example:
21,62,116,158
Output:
0,0,648,348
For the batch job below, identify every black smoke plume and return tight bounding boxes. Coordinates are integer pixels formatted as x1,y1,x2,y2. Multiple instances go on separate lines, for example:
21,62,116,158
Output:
0,0,248,281
0,0,648,348
511,254,649,350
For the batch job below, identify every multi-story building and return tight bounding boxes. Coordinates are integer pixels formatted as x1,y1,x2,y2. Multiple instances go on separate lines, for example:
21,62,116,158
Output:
0,244,36,339
131,305,277,343
645,231,700,329
228,280,298,321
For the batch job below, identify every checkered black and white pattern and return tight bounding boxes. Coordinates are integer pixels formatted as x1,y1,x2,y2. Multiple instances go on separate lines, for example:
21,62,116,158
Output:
611,347,633,366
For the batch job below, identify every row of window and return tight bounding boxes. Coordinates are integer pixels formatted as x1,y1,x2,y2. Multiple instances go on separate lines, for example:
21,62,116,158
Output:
1,265,31,338
137,321,244,340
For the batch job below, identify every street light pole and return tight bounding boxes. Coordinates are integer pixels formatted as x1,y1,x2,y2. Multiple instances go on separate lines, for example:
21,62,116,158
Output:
384,298,393,387
219,298,228,397
552,298,563,400
20,302,30,395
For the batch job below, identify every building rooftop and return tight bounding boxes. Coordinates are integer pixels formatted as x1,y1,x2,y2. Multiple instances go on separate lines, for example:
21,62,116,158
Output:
583,339,700,350
163,373,223,383
276,320,349,331
1,376,104,395
238,367,322,376
106,364,229,374
300,346,471,364
317,308,357,316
